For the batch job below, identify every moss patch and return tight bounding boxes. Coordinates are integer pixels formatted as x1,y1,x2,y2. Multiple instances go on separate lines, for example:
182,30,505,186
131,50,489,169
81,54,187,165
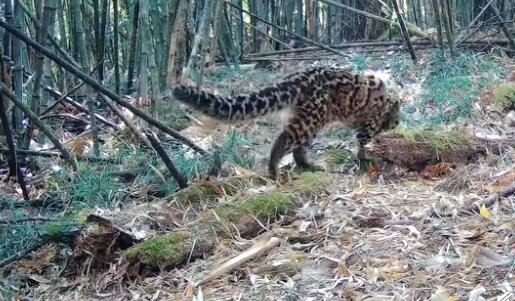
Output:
392,126,470,153
288,171,332,194
173,181,222,204
124,232,187,267
172,176,260,204
491,83,515,110
215,191,293,221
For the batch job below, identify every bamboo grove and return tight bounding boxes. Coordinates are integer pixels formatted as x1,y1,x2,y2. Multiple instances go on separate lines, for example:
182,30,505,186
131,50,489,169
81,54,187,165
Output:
0,0,513,195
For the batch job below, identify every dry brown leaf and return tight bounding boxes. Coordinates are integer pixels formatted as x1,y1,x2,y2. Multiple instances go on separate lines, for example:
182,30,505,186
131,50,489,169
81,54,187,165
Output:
421,162,455,179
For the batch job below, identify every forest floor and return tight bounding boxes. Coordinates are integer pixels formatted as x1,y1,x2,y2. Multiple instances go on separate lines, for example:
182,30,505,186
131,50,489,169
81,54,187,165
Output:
1,50,514,301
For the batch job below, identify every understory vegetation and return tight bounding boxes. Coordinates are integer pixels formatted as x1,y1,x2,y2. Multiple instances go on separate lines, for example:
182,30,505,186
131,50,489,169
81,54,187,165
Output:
1,50,508,264
1,0,514,298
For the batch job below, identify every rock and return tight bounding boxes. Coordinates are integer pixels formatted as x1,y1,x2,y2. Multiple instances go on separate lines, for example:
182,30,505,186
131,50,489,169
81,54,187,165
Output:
505,111,515,127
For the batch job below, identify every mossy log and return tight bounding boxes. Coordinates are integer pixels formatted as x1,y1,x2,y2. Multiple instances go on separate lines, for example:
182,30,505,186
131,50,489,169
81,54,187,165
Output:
123,172,331,273
69,172,331,275
367,130,515,171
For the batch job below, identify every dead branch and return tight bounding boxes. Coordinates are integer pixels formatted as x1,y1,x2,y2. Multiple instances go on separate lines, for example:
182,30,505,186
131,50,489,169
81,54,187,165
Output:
197,236,280,286
40,60,104,116
489,2,515,50
455,0,496,46
0,147,120,164
0,242,44,269
144,130,188,189
98,94,153,149
319,0,427,39
0,217,54,225
246,39,511,58
0,81,79,171
43,85,119,129
466,182,515,214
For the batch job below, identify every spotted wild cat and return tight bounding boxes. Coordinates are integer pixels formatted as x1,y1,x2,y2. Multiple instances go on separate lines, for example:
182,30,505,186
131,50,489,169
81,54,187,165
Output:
172,67,400,179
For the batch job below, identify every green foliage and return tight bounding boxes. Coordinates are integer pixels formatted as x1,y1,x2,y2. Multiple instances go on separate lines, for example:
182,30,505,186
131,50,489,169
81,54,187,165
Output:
214,191,293,221
38,216,82,242
491,83,515,110
349,53,369,72
289,171,332,194
404,51,503,126
0,208,40,261
67,166,121,209
388,54,415,79
324,148,353,165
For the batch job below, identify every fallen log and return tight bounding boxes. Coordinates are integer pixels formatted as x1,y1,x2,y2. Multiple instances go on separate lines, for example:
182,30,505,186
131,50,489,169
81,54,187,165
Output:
246,39,512,58
70,172,331,276
366,130,515,171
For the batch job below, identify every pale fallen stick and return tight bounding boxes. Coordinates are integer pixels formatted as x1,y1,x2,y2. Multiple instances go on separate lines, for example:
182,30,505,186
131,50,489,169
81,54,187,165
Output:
197,236,280,286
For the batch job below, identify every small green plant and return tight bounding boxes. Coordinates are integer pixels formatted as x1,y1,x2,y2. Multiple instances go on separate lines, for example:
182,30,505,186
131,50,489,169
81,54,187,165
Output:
324,148,352,165
389,54,414,79
412,51,504,126
69,166,120,208
491,83,515,110
349,53,369,72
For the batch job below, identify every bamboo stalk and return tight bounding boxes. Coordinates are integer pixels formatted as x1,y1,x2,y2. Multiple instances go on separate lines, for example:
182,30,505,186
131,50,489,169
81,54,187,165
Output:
113,0,120,94
23,0,57,150
391,0,417,62
144,130,188,189
0,51,29,199
226,1,348,57
228,10,292,50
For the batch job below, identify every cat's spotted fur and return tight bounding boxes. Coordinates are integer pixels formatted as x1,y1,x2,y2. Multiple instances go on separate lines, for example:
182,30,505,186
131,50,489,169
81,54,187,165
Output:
172,67,400,179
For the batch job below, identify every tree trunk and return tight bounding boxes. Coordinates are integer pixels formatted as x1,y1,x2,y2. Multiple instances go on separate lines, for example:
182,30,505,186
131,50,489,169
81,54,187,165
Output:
12,0,25,133
166,0,188,86
440,0,455,55
71,0,100,156
391,0,417,61
183,0,216,83
113,0,120,94
23,0,58,149
126,1,139,94
431,0,444,51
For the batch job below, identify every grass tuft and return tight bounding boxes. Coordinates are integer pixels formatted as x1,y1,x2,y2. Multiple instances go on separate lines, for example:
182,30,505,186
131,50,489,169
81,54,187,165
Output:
404,51,503,126
392,126,470,153
491,83,515,110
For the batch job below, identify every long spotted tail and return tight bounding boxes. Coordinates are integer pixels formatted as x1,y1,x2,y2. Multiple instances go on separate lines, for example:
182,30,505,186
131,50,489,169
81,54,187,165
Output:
171,81,301,121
